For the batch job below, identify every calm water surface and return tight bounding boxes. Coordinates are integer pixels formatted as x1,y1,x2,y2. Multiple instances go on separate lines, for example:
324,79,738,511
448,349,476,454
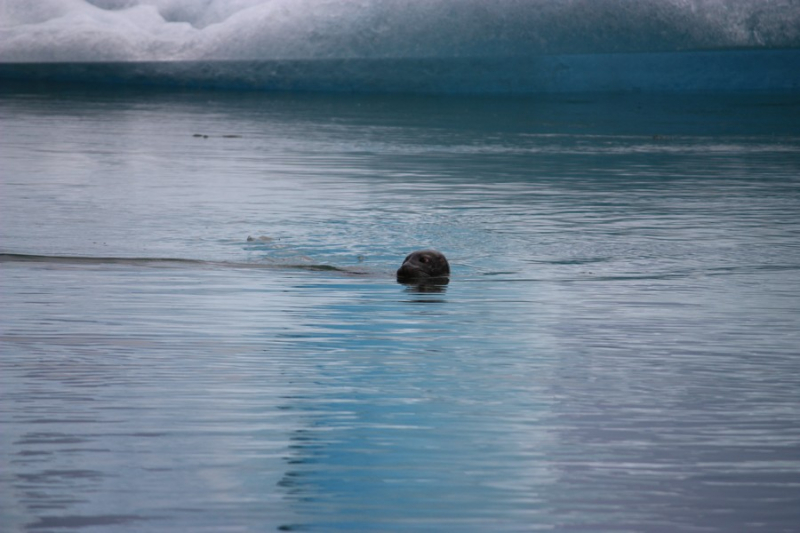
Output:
1,84,800,532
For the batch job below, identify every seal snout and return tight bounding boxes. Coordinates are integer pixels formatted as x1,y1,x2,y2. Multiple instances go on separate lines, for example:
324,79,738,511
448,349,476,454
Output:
396,249,450,283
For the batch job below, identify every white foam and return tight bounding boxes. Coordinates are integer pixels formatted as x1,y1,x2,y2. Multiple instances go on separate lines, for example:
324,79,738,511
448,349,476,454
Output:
1,0,798,63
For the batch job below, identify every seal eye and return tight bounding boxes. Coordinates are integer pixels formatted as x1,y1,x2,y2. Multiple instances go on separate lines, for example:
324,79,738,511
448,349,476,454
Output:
419,256,429,264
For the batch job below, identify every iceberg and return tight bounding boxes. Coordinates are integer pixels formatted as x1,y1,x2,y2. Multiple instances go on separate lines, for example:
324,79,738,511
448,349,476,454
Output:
1,0,799,93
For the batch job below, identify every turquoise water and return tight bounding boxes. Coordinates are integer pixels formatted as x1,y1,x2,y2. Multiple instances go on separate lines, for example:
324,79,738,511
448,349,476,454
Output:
2,83,800,532
3,50,799,93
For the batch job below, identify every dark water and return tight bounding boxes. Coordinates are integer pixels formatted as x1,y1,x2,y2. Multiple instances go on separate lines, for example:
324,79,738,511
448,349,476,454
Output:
2,83,800,532
4,49,799,93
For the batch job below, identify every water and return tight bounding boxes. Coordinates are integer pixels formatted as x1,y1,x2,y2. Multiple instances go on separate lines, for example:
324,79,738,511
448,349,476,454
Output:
2,82,800,532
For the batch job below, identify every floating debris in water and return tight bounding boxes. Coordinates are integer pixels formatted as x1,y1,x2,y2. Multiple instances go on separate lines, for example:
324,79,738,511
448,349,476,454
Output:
247,235,274,243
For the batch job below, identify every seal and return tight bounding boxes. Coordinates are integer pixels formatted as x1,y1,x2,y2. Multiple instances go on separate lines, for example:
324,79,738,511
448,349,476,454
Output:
396,249,450,283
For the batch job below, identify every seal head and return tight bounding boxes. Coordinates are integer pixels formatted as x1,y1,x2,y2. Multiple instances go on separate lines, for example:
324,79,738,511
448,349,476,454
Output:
396,249,450,283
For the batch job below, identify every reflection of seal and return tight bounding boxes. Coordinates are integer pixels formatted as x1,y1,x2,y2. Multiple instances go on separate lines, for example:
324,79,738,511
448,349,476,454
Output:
396,249,450,283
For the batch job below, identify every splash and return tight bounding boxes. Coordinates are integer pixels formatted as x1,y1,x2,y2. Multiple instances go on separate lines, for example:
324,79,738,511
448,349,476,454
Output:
2,0,798,62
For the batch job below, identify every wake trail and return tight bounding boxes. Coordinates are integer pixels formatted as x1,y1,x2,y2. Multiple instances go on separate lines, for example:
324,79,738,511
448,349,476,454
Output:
0,252,349,272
